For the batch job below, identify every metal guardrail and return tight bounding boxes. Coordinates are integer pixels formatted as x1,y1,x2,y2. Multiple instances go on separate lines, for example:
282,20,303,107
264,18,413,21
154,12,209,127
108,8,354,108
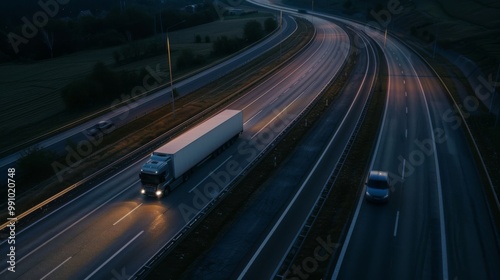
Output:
274,29,377,279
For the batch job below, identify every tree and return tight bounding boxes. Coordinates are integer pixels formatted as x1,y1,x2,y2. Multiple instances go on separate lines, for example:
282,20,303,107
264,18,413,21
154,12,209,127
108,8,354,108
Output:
264,18,278,34
177,48,206,70
17,146,58,187
244,20,264,43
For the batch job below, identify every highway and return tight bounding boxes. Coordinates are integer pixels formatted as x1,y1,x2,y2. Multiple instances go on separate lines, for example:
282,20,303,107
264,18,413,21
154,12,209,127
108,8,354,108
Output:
2,1,499,279
0,11,350,280
332,17,500,280
0,14,297,170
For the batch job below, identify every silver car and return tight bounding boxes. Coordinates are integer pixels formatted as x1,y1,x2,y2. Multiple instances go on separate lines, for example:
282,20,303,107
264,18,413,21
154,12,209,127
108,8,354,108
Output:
86,120,115,137
364,170,390,203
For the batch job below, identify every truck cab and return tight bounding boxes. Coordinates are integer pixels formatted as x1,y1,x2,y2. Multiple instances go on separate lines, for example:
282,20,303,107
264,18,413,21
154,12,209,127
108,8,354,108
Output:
139,153,173,197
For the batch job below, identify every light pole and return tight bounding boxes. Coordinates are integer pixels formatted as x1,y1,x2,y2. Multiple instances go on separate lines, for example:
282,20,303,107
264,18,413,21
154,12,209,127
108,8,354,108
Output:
167,35,175,119
165,20,186,119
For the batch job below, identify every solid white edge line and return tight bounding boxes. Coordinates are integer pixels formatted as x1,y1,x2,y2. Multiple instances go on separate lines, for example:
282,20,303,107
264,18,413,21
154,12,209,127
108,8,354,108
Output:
84,230,144,280
113,203,143,226
393,211,400,237
40,256,72,280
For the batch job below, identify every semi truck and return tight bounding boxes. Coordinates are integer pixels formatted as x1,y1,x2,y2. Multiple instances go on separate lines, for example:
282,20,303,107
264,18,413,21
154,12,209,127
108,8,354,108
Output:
139,109,243,197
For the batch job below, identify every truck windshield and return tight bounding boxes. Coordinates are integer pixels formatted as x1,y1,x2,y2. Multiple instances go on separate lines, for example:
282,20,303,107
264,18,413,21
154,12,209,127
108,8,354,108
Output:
140,173,162,184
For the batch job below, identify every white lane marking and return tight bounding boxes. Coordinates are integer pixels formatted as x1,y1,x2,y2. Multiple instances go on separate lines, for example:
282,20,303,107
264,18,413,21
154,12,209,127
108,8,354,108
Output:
244,109,262,125
402,159,406,179
113,203,143,226
40,256,72,280
0,155,148,241
405,129,408,138
393,43,449,280
393,211,400,237
249,91,304,140
84,231,144,280
405,91,407,97
406,107,408,114
189,156,233,193
0,180,139,275
403,79,405,85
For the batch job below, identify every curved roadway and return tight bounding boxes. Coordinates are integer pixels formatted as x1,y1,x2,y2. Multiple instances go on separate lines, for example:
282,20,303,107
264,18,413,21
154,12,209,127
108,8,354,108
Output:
0,13,349,280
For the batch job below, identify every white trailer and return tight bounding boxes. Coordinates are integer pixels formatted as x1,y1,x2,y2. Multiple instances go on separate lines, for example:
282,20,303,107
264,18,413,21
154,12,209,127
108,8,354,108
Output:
139,110,243,197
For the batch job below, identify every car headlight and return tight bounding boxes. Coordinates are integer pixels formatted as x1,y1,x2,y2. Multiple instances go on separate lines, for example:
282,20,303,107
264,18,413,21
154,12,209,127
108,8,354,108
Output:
141,189,146,194
156,190,163,197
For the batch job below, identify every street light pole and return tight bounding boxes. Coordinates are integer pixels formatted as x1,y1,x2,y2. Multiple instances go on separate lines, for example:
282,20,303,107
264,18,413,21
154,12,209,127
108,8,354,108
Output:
165,20,186,119
167,34,175,119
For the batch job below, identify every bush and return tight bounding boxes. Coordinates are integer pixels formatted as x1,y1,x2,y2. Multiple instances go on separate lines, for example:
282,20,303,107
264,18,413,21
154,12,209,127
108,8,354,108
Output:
264,18,278,34
212,36,244,56
61,62,123,109
177,49,206,70
244,20,264,43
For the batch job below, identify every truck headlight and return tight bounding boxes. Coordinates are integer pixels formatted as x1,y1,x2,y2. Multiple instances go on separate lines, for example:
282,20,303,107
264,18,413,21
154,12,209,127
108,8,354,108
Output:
156,190,162,197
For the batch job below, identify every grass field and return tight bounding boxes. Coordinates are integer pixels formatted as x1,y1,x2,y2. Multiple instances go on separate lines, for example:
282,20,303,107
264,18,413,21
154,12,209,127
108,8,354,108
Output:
0,13,273,152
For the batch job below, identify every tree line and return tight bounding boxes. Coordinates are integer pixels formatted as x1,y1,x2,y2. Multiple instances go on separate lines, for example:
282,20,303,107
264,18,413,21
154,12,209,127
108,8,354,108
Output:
1,3,217,62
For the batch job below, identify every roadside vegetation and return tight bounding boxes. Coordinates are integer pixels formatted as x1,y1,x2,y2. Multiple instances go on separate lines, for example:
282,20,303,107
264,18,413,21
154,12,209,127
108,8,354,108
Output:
61,18,276,111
